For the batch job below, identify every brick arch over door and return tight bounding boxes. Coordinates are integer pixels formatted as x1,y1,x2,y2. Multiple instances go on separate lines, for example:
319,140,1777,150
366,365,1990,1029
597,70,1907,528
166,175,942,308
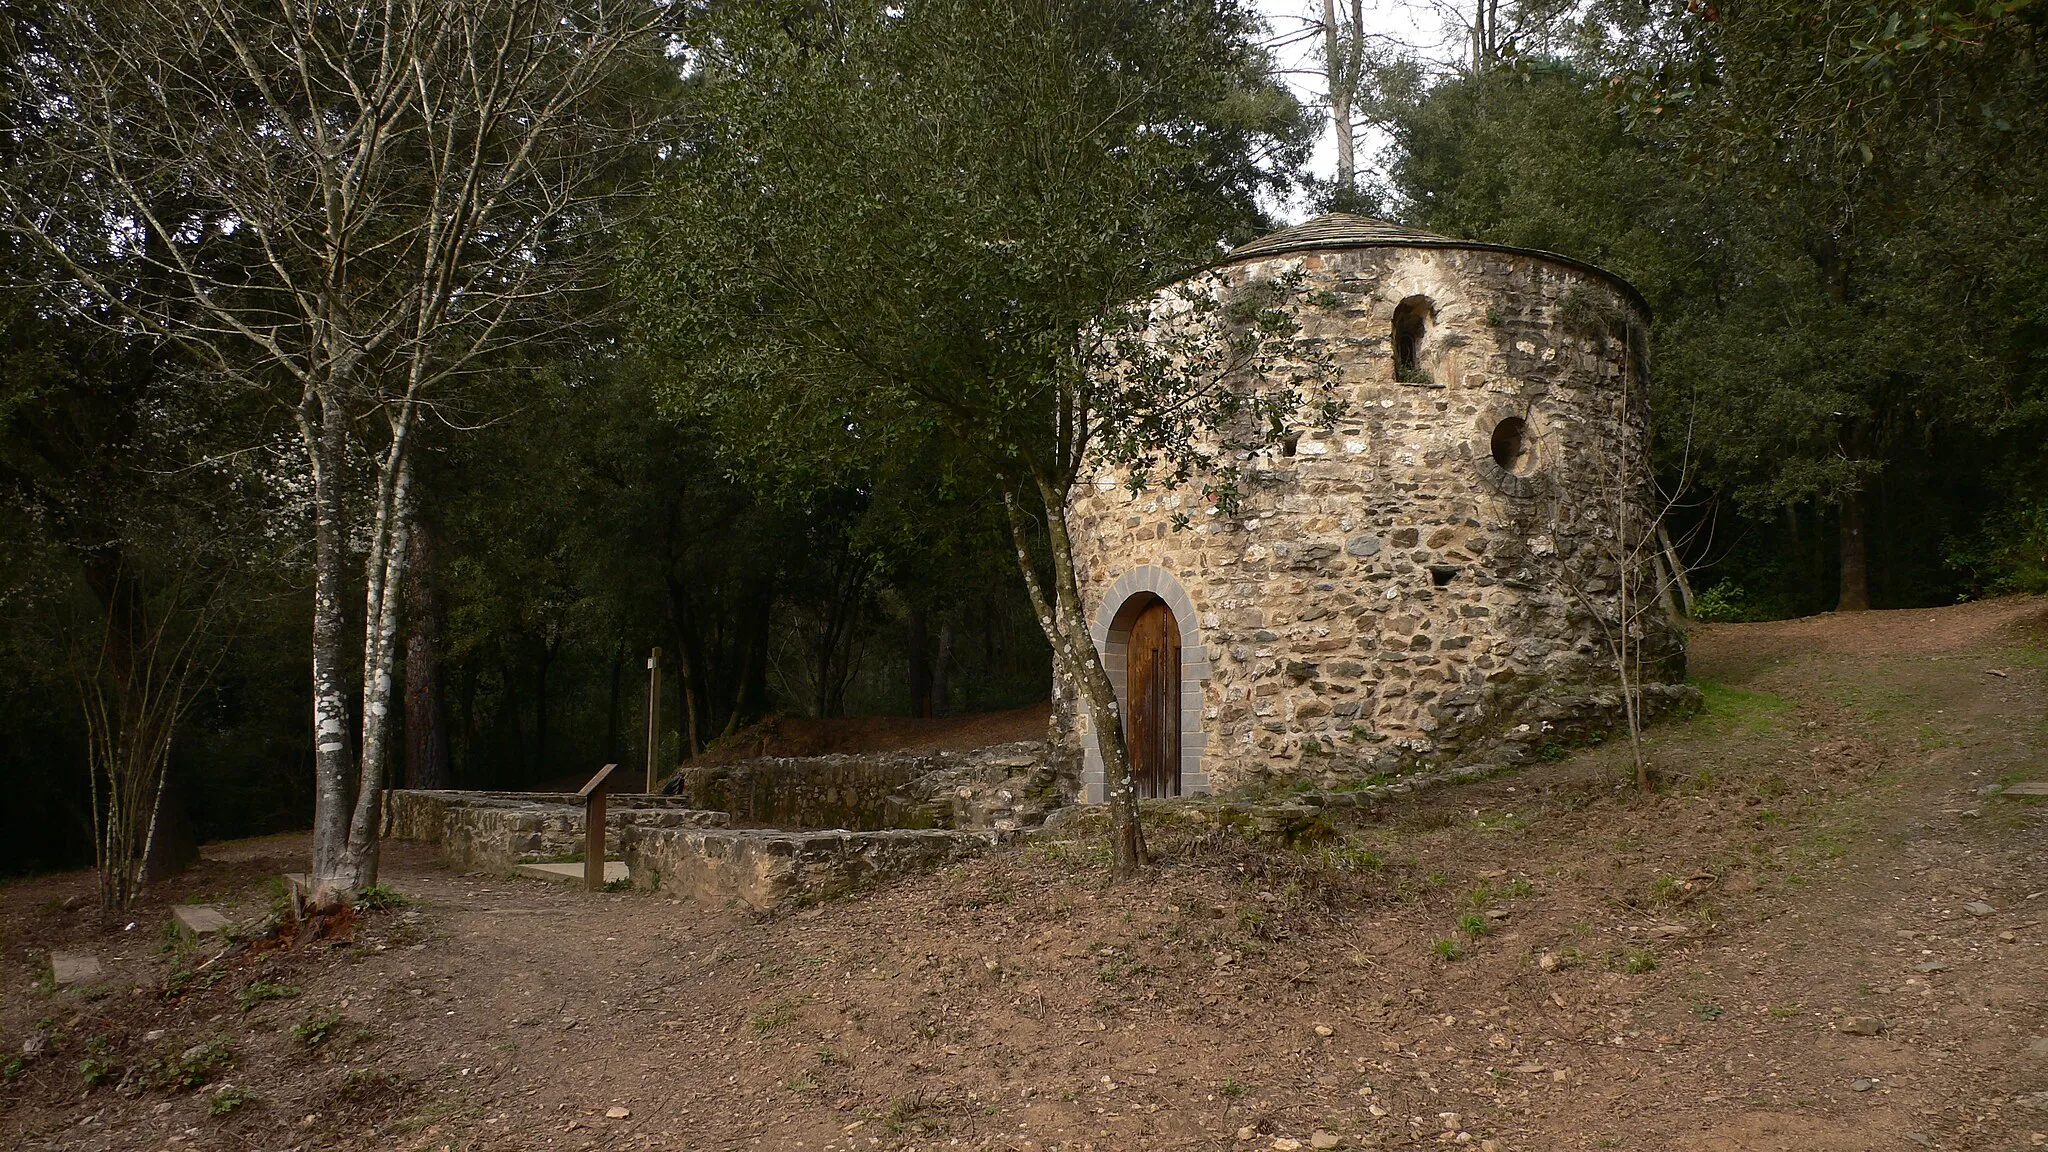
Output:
1083,565,1211,802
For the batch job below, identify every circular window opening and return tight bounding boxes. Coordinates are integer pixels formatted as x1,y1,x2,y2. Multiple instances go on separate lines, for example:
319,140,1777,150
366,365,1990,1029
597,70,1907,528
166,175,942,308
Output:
1490,417,1533,474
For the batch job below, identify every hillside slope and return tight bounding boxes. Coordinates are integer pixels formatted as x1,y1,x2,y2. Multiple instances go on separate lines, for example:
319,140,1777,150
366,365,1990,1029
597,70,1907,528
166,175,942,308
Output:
3,598,2045,1152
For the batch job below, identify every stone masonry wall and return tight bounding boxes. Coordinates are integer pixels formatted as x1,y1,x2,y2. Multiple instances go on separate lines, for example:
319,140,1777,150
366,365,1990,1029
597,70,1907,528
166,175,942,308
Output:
619,825,1006,911
1067,244,1690,794
663,741,1066,832
382,790,728,874
383,788,1007,908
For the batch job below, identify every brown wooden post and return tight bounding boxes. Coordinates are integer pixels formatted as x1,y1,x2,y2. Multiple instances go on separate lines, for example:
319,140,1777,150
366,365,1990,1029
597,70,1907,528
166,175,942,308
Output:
578,763,618,891
645,647,662,793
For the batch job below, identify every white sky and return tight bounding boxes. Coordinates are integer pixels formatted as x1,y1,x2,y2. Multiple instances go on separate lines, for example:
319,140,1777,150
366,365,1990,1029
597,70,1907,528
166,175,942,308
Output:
1250,0,1461,222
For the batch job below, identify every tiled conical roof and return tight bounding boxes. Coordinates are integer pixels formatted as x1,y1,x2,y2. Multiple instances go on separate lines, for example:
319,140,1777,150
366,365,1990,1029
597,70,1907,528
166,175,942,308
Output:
1224,212,1647,314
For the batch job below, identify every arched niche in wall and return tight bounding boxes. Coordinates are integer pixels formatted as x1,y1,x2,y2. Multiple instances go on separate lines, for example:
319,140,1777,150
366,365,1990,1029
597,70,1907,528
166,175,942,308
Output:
1392,295,1437,384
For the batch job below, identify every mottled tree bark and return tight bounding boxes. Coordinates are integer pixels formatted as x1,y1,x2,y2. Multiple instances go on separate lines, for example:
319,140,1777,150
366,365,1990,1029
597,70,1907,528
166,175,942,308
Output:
305,389,357,903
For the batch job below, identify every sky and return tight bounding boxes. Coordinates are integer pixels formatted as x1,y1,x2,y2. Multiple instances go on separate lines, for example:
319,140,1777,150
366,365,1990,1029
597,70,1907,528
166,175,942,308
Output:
1250,0,1459,222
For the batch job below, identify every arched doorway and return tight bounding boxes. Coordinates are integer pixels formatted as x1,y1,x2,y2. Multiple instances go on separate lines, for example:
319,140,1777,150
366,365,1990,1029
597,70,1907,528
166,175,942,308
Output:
1124,598,1181,799
1087,564,1209,803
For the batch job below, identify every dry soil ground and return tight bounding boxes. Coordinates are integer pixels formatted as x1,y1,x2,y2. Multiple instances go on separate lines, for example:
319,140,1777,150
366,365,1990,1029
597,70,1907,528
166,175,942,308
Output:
4,598,2047,1152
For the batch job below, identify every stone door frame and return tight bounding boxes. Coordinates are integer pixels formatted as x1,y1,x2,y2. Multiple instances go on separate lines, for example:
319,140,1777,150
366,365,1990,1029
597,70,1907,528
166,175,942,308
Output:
1083,565,1210,802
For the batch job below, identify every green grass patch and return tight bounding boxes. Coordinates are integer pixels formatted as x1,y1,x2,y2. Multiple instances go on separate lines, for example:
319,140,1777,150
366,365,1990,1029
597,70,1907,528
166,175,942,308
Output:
1693,679,1791,734
747,1000,803,1033
1317,840,1387,872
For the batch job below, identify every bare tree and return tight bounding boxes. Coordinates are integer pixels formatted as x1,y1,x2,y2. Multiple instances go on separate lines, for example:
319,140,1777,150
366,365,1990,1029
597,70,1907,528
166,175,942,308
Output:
1442,0,1580,76
4,0,668,905
1321,0,1368,197
1551,312,1694,789
72,562,230,910
1266,1,1410,209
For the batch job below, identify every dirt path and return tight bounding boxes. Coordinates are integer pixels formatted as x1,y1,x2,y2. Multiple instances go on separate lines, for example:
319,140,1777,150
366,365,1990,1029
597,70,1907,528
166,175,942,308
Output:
4,599,2046,1152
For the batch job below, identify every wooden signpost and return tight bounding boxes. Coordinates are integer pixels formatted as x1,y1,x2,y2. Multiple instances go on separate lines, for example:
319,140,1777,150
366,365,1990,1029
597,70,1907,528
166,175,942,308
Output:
578,763,618,891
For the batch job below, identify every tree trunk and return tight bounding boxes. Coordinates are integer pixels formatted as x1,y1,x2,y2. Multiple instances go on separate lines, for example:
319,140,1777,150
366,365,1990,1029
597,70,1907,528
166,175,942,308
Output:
908,603,932,718
308,387,415,907
1801,501,1824,613
1320,0,1370,208
1322,0,1356,198
305,390,358,905
339,449,414,897
604,644,624,764
500,660,526,779
725,591,771,738
1657,524,1693,616
678,641,702,759
932,617,956,717
455,663,478,786
533,640,554,778
1002,474,1145,878
403,514,451,790
139,769,196,885
1837,489,1871,611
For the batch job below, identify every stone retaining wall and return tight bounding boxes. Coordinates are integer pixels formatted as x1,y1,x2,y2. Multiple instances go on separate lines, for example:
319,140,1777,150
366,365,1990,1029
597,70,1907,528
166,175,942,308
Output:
383,790,728,874
619,824,1006,910
663,741,1066,832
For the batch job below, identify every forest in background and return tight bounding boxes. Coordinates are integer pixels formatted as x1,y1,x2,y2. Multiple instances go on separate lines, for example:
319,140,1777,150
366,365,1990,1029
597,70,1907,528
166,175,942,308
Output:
2,0,2044,878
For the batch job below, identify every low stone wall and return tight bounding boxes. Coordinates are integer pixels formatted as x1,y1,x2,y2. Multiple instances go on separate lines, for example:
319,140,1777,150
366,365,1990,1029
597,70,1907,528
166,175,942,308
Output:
383,790,728,874
620,824,1006,910
663,741,1067,832
666,757,924,831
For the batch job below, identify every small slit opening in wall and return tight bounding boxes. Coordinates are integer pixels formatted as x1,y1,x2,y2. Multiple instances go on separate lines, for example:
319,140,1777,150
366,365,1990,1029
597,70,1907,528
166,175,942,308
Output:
1430,565,1461,588
1280,432,1300,458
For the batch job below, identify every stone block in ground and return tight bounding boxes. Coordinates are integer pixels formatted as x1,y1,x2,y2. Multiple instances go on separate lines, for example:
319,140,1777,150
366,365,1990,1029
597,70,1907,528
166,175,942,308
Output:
2002,781,2048,798
515,861,629,886
172,904,231,936
50,952,104,986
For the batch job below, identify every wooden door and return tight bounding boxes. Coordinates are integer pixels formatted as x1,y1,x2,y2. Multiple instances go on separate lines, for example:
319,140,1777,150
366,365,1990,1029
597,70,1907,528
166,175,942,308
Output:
1124,600,1180,799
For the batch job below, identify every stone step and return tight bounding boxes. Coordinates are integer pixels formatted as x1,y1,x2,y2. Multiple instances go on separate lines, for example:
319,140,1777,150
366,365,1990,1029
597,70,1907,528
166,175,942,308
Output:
171,904,231,936
50,951,104,986
515,861,629,886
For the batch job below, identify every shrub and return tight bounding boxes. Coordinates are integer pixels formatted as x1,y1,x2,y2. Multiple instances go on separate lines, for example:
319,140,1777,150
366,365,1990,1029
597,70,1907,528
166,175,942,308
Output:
144,1038,235,1090
354,883,410,911
292,1009,343,1047
238,980,302,1011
